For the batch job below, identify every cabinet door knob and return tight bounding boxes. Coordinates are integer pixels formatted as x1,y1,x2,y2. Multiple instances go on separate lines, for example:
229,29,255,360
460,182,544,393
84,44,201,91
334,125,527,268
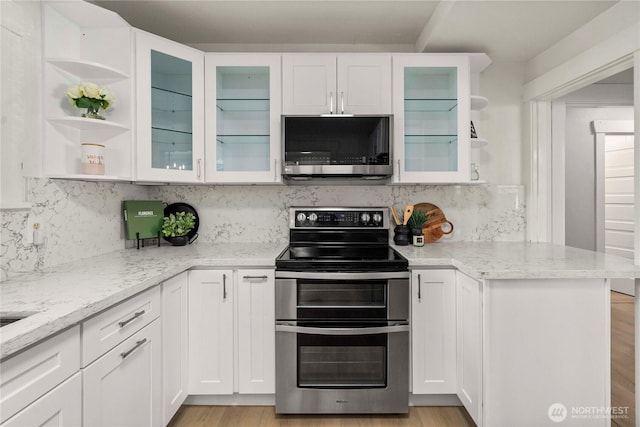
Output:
340,91,345,114
197,158,202,179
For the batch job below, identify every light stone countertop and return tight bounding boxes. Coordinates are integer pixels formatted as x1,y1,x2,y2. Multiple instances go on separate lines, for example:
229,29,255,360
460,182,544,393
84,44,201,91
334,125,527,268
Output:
392,241,640,280
0,243,286,360
2,241,640,361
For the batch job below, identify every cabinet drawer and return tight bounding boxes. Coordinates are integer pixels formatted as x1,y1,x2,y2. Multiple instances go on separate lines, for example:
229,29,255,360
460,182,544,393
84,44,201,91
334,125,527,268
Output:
0,326,80,424
1,373,82,427
82,287,160,367
83,319,162,427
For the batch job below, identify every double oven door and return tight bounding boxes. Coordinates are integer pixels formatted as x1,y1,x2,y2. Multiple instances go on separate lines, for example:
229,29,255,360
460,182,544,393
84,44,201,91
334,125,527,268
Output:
275,271,410,414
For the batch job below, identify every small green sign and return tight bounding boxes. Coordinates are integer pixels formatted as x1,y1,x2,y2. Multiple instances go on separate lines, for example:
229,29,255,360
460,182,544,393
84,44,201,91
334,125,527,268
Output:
123,200,164,240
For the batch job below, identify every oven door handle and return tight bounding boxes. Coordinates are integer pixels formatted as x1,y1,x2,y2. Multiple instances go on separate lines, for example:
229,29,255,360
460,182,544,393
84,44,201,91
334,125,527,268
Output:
275,271,409,280
275,323,409,335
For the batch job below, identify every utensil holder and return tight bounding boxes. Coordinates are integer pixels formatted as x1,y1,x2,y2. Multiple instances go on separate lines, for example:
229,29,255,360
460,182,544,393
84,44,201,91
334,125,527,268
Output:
393,225,410,246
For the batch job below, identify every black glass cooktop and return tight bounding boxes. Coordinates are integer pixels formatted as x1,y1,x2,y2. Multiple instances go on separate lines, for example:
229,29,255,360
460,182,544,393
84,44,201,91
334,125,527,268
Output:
275,245,408,272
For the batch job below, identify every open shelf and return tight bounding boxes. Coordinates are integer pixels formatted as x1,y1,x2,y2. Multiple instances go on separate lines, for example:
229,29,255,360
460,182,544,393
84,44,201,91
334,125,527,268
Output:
48,116,128,131
470,95,489,111
48,174,126,182
471,138,488,148
47,58,129,80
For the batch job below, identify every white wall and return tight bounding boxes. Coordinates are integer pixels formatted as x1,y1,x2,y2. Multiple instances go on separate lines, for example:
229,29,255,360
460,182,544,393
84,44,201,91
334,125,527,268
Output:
1,0,42,208
564,106,634,251
477,62,526,185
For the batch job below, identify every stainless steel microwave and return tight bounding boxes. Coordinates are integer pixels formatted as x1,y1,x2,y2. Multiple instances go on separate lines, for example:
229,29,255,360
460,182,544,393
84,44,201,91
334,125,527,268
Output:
282,116,392,181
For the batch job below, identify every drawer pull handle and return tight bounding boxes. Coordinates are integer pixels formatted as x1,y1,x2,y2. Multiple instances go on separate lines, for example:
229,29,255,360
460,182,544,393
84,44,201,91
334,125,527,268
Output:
242,275,268,281
223,274,227,300
120,338,147,359
118,310,145,328
418,274,421,300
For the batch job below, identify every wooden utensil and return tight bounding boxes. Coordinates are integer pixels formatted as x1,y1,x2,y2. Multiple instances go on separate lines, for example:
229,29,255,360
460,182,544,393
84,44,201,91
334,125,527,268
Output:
402,205,414,226
390,206,401,225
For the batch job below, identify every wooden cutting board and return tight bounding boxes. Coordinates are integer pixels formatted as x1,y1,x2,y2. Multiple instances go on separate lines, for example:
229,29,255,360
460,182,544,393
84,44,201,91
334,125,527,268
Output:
413,202,454,243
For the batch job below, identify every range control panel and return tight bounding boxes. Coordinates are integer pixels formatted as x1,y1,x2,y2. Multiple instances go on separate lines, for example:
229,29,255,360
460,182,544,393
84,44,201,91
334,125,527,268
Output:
291,208,387,228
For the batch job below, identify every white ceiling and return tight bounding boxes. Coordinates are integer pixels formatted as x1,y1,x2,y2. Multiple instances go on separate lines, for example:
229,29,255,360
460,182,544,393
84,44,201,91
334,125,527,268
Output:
93,0,620,62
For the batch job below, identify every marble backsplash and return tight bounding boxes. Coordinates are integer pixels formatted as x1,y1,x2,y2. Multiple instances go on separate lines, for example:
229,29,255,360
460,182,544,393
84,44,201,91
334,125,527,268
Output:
1,180,525,277
149,184,525,244
1,178,148,278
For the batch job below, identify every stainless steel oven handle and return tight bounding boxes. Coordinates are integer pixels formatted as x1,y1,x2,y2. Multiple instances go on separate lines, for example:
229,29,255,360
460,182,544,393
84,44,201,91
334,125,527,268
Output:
275,271,409,280
275,323,409,336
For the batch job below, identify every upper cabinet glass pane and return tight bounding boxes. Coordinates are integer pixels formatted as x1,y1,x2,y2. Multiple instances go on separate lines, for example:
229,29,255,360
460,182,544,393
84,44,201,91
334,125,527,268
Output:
151,50,193,171
215,66,270,172
404,67,458,172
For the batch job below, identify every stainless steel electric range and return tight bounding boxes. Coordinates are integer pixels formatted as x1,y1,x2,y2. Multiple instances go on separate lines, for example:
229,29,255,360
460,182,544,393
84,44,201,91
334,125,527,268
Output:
274,207,410,414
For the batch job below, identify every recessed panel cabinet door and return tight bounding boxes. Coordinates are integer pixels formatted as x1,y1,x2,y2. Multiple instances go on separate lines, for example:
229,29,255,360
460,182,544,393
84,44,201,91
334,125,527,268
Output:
83,320,162,427
237,269,276,394
337,55,391,115
282,55,336,115
1,374,81,427
411,269,456,394
162,273,189,424
456,271,482,426
188,270,234,395
282,54,391,115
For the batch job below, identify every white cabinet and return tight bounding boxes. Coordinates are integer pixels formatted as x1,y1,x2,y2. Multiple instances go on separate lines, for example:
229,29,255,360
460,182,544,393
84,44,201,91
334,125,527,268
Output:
188,268,276,395
161,273,189,424
205,55,282,183
237,270,275,394
83,320,162,427
456,271,482,426
135,30,204,183
282,54,391,115
392,55,471,183
1,373,82,427
0,326,80,424
42,1,133,181
411,270,456,394
188,269,234,394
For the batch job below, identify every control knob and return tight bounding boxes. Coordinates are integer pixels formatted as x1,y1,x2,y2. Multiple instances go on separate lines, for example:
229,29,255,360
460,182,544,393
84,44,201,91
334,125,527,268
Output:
308,213,318,222
296,212,306,223
372,213,383,224
360,213,371,224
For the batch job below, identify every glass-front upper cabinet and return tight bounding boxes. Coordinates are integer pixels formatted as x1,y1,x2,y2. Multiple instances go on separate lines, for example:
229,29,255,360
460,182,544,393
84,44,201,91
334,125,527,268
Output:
135,30,204,183
205,55,281,183
392,55,470,183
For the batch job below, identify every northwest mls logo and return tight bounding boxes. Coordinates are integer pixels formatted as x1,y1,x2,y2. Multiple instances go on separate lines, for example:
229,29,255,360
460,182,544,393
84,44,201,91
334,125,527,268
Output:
548,403,568,423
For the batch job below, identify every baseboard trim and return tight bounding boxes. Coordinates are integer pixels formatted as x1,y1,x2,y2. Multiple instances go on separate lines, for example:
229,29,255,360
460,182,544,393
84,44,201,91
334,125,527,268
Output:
183,394,462,407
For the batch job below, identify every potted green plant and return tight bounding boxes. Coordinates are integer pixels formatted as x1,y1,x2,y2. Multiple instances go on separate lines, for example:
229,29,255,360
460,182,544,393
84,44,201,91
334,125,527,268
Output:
407,210,428,246
161,211,196,246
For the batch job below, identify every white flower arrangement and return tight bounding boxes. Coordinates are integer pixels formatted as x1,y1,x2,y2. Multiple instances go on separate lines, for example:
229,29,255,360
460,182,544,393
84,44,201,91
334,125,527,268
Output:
66,82,115,119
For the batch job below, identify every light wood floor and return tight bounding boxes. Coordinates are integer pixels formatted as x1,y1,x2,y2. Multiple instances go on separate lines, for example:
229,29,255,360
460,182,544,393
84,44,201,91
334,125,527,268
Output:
611,291,635,427
169,291,636,427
